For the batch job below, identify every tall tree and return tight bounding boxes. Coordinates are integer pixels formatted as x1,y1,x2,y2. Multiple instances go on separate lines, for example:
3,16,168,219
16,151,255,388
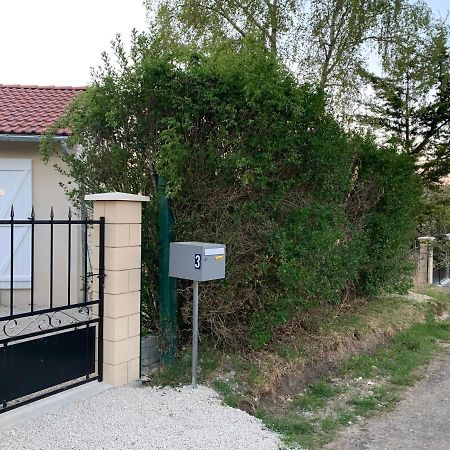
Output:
303,0,390,90
360,3,450,182
147,0,403,92
147,0,450,182
146,0,298,56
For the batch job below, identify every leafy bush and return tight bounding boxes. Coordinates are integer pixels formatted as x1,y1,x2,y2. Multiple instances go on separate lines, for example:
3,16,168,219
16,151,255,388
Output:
41,34,422,348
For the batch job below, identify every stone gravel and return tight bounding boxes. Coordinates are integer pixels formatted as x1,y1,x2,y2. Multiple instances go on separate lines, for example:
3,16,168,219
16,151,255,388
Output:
0,385,280,450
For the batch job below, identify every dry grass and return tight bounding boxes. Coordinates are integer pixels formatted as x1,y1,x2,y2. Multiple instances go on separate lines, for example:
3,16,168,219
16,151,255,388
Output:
151,288,447,400
243,293,434,401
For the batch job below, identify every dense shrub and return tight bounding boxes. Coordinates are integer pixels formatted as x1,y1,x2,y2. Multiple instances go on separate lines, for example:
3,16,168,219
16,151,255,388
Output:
41,35,422,348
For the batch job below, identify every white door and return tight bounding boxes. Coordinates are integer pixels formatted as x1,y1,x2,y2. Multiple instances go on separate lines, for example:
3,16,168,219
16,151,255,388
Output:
0,159,32,289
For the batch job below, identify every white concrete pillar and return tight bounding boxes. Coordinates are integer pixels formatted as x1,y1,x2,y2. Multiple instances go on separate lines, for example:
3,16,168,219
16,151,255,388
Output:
85,192,149,386
417,237,435,285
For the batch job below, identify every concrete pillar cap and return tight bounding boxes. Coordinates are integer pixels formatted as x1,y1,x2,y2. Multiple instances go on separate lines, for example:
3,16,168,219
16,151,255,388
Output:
418,236,436,242
85,192,150,202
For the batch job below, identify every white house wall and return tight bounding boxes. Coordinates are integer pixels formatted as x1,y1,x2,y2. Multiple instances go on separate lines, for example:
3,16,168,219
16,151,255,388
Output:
0,141,83,311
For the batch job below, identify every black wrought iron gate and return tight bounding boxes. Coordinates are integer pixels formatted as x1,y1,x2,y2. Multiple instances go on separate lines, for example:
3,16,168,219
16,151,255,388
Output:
432,235,450,285
0,208,105,413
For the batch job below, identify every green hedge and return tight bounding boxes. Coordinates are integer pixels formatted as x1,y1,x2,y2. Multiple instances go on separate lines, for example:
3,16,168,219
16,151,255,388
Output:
41,36,422,348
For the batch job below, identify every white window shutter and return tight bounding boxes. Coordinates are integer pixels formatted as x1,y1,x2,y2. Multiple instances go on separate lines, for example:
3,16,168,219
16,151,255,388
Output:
0,159,32,289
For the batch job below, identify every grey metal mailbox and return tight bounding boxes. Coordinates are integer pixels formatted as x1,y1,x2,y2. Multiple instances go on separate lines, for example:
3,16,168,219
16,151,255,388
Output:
169,242,226,282
169,241,226,389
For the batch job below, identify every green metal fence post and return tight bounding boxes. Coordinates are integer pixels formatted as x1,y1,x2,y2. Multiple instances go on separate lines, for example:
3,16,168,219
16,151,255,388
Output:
158,175,178,364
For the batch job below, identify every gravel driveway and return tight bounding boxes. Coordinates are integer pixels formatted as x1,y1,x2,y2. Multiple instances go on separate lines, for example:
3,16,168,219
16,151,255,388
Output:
325,342,450,450
0,385,280,450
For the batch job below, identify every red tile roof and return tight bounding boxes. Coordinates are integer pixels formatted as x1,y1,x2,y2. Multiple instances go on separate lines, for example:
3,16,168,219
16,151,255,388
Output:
0,85,85,136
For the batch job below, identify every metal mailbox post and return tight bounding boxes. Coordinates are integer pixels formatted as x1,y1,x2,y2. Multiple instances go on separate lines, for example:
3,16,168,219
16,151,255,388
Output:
169,242,226,388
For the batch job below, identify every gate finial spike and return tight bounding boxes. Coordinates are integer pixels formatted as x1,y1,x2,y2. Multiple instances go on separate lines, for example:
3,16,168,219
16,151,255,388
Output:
10,204,14,219
50,206,54,219
31,206,35,219
68,207,72,219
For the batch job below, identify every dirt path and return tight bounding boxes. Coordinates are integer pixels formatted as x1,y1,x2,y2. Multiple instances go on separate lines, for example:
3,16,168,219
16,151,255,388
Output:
325,342,450,450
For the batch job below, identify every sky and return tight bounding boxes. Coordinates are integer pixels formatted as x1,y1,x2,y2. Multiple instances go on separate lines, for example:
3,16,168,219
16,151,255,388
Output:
0,0,149,86
0,0,448,87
